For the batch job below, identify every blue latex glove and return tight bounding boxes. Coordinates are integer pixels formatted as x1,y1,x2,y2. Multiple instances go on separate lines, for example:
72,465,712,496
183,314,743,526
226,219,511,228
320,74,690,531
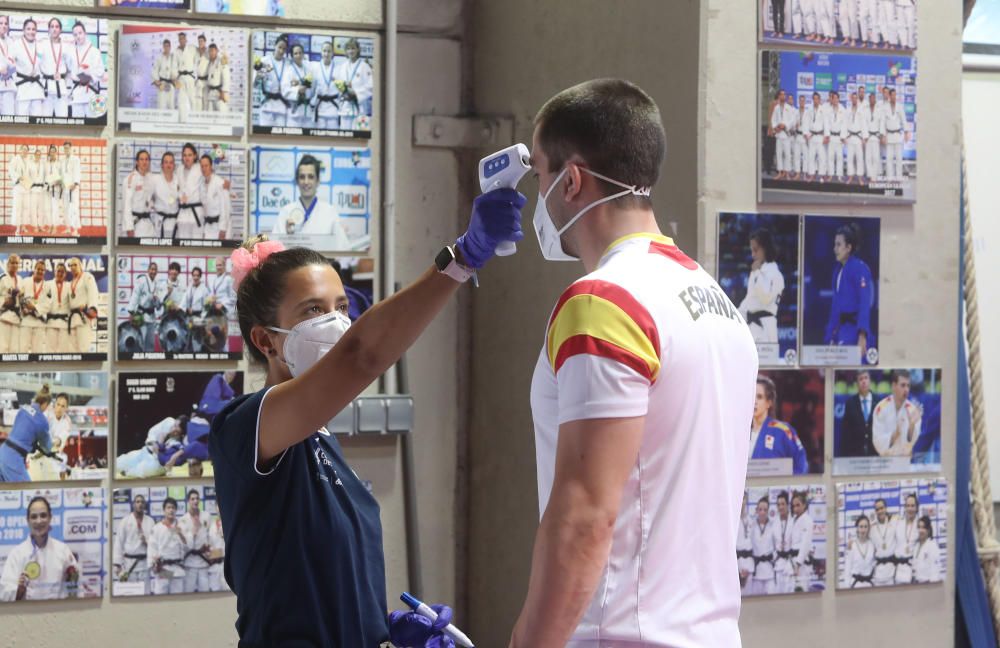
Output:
388,604,456,648
455,188,526,269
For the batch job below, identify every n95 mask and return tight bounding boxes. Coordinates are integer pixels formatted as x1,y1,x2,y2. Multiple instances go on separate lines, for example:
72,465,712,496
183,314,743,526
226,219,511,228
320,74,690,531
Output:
269,310,351,377
533,166,652,262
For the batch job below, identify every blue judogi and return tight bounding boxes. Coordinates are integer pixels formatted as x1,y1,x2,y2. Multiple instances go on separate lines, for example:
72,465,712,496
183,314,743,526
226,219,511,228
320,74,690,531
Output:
824,255,874,349
751,416,809,474
199,373,235,418
0,405,51,482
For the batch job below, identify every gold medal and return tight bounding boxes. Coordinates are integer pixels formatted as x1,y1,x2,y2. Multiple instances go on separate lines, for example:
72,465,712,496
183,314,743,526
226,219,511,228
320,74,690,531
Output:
24,561,41,580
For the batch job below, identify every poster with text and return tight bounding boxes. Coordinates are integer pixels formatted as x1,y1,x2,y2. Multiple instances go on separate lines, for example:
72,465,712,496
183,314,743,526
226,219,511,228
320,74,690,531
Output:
251,31,374,138
0,487,105,602
117,24,247,136
801,215,880,366
717,212,799,366
750,369,825,476
0,136,108,245
0,14,109,126
196,0,284,16
115,140,246,248
249,145,371,253
116,254,240,360
837,478,947,589
111,484,228,597
97,0,191,8
738,484,826,597
760,0,917,51
0,253,109,362
0,371,108,484
759,50,916,205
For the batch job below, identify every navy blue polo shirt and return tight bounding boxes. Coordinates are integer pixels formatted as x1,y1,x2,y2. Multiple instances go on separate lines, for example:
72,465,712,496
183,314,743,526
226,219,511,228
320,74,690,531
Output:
209,388,390,647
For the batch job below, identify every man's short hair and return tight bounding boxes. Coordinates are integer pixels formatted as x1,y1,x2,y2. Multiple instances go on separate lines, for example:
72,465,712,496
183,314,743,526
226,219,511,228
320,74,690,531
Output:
891,369,910,385
533,79,665,209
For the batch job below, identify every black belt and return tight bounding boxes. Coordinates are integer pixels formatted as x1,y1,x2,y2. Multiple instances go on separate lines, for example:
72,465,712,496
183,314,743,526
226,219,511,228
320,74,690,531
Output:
894,556,912,566
737,549,753,559
776,550,795,560
263,91,289,107
31,183,45,188
160,558,183,566
848,130,863,137
132,211,151,221
124,553,146,560
839,312,858,326
810,129,824,134
158,77,173,84
16,73,43,89
73,79,99,95
851,573,875,587
1,304,21,321
157,210,179,238
48,313,69,322
185,548,212,565
315,94,339,120
204,215,220,225
2,439,29,458
156,210,179,219
138,306,156,316
875,556,895,565
197,75,208,81
753,553,774,565
178,70,195,78
746,310,775,327
208,84,223,92
190,310,203,317
886,127,902,133
43,73,64,98
180,202,202,228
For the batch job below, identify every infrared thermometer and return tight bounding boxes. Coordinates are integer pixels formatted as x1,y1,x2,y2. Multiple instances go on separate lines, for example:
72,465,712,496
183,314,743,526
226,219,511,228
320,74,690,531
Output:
478,143,531,256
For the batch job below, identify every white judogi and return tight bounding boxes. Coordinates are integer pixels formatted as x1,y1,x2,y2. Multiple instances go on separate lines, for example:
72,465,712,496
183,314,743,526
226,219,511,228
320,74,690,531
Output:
894,516,919,584
182,282,210,316
47,411,72,451
771,101,794,173
41,37,71,118
860,0,879,42
61,153,81,233
273,198,352,249
177,165,204,239
882,101,906,181
333,57,373,130
13,37,45,115
789,0,804,35
789,104,805,173
27,157,46,229
207,272,235,314
912,538,941,583
152,53,176,111
45,279,72,352
194,48,209,112
864,102,883,179
825,102,846,177
18,276,49,353
148,521,187,595
750,519,776,595
68,271,98,354
256,53,288,127
845,104,866,177
68,39,103,119
802,0,818,35
122,170,154,238
0,271,22,353
200,173,230,239
44,158,62,230
204,57,230,113
128,274,160,351
8,152,28,231
871,516,897,585
208,518,226,591
172,45,198,122
804,104,827,175
158,278,185,318
872,395,922,457
178,511,213,592
791,512,815,591
737,515,754,595
772,515,796,593
842,537,876,588
0,536,79,601
150,173,182,239
816,0,835,38
310,58,340,129
145,417,177,447
738,261,784,344
895,0,915,48
878,0,896,44
114,513,155,593
0,35,16,114
282,60,312,128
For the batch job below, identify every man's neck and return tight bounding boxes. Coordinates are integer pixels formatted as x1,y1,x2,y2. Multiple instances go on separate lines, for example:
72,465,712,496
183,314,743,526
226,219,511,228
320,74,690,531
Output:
860,390,870,399
578,207,662,273
894,395,905,409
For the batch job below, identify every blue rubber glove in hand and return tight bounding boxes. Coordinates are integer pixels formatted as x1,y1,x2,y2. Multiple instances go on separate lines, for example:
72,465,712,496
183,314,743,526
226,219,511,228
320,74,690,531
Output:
388,604,456,648
455,188,526,269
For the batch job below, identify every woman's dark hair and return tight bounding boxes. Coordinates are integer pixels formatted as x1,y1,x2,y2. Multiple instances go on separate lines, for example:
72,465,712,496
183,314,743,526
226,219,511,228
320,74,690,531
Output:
276,34,289,47
756,375,776,415
27,496,51,518
835,222,862,255
163,496,178,510
135,149,150,162
236,235,329,363
55,392,69,405
161,151,174,165
749,227,777,263
792,490,808,509
182,142,198,161
291,43,305,57
757,495,769,508
23,18,36,30
918,515,933,539
854,514,870,528
776,490,789,505
168,262,181,273
297,155,322,179
34,383,52,407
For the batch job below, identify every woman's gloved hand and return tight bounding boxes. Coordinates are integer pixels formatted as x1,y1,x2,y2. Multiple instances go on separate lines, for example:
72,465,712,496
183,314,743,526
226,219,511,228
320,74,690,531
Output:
455,188,526,268
388,603,456,648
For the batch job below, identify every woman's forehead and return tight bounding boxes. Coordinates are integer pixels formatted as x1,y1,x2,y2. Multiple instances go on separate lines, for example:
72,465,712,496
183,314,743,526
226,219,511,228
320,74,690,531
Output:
281,264,345,302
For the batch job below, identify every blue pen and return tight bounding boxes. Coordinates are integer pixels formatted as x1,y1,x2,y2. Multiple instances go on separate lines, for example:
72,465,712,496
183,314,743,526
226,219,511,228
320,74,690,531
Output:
400,592,475,648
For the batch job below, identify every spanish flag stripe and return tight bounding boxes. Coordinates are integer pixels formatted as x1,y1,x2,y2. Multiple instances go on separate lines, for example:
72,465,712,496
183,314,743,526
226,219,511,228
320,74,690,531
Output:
648,241,699,270
553,334,655,382
548,280,659,345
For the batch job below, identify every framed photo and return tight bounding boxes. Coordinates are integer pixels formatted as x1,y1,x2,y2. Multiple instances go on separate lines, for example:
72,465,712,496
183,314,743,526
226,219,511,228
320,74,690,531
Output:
801,215,880,366
249,145,372,253
331,256,374,321
837,478,947,589
964,0,1000,67
750,369,825,476
111,485,228,597
0,14,109,126
717,212,799,366
115,140,246,248
114,370,243,480
738,484,826,596
0,253,109,362
0,371,108,483
115,254,240,361
117,25,247,136
760,0,916,51
250,31,374,138
96,0,191,8
0,487,106,602
759,50,916,204
833,368,942,475
196,0,284,16
0,136,108,245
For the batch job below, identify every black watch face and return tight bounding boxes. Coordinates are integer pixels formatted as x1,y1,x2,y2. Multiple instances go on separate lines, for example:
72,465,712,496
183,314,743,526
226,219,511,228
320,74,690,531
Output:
435,246,455,271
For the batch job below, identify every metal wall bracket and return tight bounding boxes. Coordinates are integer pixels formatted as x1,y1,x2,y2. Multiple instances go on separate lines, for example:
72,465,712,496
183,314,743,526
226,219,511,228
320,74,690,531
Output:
328,394,415,436
412,114,515,149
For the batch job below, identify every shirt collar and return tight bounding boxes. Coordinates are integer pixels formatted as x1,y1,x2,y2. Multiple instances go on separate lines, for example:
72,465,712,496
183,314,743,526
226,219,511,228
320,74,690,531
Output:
599,232,674,265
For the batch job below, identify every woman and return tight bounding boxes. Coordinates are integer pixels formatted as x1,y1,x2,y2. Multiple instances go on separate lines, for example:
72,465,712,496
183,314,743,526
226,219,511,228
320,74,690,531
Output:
177,143,204,240
333,37,373,130
738,227,785,344
842,514,876,588
282,43,312,128
790,490,816,591
44,144,62,234
912,515,941,584
749,375,809,474
824,222,875,361
748,495,775,596
0,384,52,482
0,496,79,600
209,186,523,646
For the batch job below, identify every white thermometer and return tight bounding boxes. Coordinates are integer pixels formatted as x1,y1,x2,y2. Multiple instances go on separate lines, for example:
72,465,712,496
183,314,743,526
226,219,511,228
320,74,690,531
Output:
478,143,531,256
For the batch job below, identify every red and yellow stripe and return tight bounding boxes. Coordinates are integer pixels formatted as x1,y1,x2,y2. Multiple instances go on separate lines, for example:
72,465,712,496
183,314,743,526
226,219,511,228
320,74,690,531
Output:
546,279,661,383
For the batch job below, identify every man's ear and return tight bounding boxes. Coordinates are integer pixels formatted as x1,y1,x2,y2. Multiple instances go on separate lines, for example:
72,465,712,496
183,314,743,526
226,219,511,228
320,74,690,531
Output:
562,161,585,203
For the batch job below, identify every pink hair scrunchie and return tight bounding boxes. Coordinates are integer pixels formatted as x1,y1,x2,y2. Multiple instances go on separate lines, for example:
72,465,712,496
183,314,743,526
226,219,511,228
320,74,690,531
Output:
230,240,286,289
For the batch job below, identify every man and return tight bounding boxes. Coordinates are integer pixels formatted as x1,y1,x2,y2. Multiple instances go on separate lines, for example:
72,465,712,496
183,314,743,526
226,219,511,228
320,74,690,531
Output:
878,0,896,48
845,91,865,185
871,498,896,585
816,0,835,44
113,493,154,593
18,259,49,354
150,151,181,238
881,88,906,182
204,43,229,113
198,154,229,240
863,90,882,180
872,369,922,457
68,21,103,120
172,32,197,122
896,0,915,48
122,149,155,239
790,491,815,591
769,89,793,180
839,0,858,46
181,266,210,319
147,496,188,595
0,254,21,353
45,262,71,352
790,94,807,180
824,90,846,182
0,16,16,115
152,39,176,111
894,493,919,583
8,144,29,234
254,33,289,127
206,256,234,314
193,34,209,112
508,79,757,647
840,370,876,457
177,489,212,593
127,262,159,352
805,91,827,180
66,257,97,354
273,155,351,249
60,142,81,236
12,18,45,116
334,37,373,130
771,491,796,594
40,17,71,118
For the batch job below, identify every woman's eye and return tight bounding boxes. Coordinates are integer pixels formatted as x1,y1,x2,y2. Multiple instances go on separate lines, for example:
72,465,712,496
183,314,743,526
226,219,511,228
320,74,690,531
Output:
336,304,349,314
308,305,325,314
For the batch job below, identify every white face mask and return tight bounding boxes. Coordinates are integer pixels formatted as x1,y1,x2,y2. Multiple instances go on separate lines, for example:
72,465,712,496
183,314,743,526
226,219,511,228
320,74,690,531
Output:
268,310,351,377
533,166,652,262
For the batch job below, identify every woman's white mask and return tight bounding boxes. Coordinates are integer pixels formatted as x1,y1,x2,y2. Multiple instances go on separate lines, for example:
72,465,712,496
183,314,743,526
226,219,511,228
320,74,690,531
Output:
269,311,351,377
532,166,652,262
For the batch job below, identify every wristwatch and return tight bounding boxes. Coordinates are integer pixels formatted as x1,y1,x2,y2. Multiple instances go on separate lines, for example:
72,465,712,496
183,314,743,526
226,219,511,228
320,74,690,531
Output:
435,245,477,285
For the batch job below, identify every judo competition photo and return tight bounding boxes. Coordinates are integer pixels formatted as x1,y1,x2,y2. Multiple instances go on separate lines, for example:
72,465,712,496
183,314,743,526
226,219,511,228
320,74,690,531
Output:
750,369,825,477
760,0,917,51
